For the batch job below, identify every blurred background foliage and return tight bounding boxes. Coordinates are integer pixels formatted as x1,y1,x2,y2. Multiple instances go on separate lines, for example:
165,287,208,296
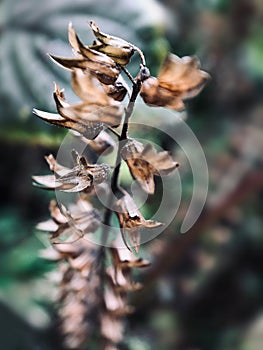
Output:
0,0,263,349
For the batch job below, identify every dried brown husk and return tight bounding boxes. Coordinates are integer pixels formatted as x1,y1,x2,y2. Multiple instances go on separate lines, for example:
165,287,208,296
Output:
72,130,115,155
33,108,104,139
121,139,179,194
114,191,163,253
103,81,128,102
140,53,210,111
54,82,123,128
50,23,121,85
89,21,135,66
32,151,110,192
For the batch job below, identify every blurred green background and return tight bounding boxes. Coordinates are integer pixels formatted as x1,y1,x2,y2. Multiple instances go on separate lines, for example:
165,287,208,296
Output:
1,0,263,349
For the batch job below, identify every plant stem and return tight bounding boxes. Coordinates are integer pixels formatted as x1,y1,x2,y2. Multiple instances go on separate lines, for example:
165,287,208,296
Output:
98,76,142,288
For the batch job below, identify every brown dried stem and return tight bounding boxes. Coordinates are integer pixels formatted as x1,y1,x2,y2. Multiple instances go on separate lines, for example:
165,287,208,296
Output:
99,74,143,303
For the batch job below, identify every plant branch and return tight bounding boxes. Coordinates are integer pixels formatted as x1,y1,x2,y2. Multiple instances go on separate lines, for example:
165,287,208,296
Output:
133,45,146,66
98,72,143,297
121,66,136,85
107,127,121,140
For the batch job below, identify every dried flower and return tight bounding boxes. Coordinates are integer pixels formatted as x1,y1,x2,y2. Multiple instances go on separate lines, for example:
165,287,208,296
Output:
32,151,110,192
114,191,163,253
33,108,104,140
50,23,121,85
121,139,179,194
140,53,210,111
53,81,123,128
33,18,210,350
89,21,135,66
37,199,101,243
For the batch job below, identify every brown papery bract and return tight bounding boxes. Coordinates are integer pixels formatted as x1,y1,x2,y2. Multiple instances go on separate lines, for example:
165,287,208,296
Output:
114,191,163,253
141,53,210,111
121,139,179,194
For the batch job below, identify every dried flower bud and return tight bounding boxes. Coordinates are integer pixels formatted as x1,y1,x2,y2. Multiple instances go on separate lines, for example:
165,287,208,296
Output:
121,139,179,194
89,21,135,66
141,53,210,111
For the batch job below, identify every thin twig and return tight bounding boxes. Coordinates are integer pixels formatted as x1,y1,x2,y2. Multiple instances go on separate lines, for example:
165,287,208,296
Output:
133,45,146,66
121,66,136,85
107,127,121,140
98,74,143,300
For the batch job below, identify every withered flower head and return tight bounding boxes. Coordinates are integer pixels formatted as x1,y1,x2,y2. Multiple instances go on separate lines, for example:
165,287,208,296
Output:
53,78,123,128
114,191,163,253
140,53,210,111
34,75,124,138
89,21,135,66
50,23,121,85
32,151,110,192
121,139,179,194
37,199,101,244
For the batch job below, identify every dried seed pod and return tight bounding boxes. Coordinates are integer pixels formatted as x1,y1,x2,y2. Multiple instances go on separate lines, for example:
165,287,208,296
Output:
89,21,135,66
33,108,104,139
114,191,163,253
103,81,128,102
49,23,121,85
32,151,110,192
141,53,210,111
121,139,179,194
53,83,123,128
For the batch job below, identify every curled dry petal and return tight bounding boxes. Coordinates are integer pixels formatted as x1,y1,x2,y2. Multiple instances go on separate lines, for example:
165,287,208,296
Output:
103,81,128,102
33,108,104,139
89,21,135,66
103,74,130,102
140,53,210,111
72,68,121,106
50,54,119,85
32,151,110,192
54,83,123,128
114,191,163,253
121,139,179,194
88,130,115,155
50,23,121,85
72,130,115,155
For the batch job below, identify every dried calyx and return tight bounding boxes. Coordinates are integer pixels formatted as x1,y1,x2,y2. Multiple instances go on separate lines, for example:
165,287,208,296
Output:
33,19,209,349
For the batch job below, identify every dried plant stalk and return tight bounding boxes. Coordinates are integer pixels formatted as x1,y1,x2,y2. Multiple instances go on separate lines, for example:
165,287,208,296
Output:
33,19,209,349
